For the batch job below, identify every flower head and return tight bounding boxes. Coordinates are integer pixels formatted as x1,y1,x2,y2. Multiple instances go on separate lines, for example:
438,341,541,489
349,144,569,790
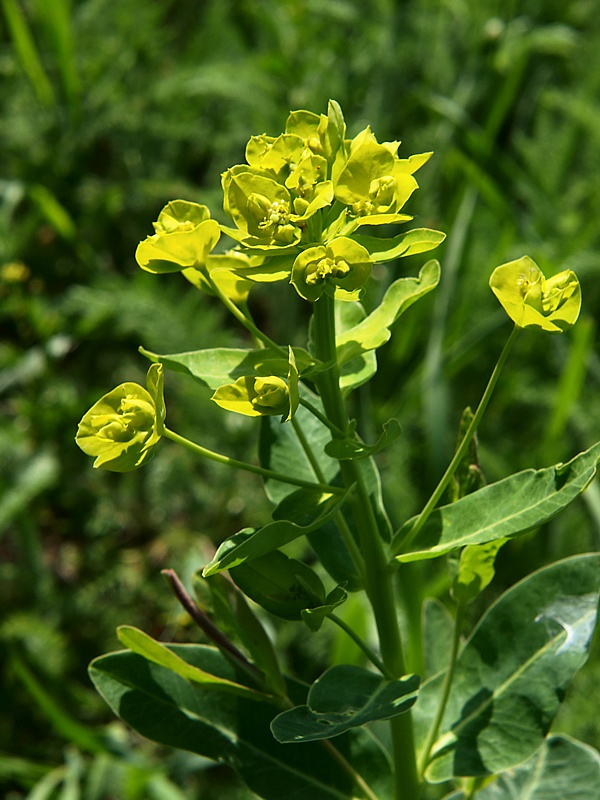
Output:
211,348,299,422
291,237,372,302
490,256,581,332
334,128,429,222
222,167,301,249
76,364,165,471
136,200,220,274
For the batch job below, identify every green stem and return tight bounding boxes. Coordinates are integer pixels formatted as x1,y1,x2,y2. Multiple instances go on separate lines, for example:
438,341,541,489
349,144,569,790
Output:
292,417,365,580
311,294,419,800
299,396,346,437
204,270,287,358
418,601,465,776
162,427,343,494
395,325,520,556
328,613,389,677
321,739,380,800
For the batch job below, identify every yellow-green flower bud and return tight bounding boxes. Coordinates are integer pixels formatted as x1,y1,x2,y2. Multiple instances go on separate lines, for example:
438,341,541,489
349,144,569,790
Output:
490,256,581,333
211,349,299,422
136,200,220,274
291,237,372,302
76,364,164,471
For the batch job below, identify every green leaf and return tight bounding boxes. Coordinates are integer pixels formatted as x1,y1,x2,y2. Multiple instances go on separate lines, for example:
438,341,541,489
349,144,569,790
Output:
260,389,340,504
422,598,454,679
451,539,507,607
202,487,351,576
140,346,313,391
474,735,600,800
116,626,268,702
302,585,348,632
325,419,401,460
259,391,364,590
351,228,446,263
271,665,419,743
228,550,326,620
335,301,377,394
336,260,440,365
392,441,600,561
90,645,392,800
414,554,600,782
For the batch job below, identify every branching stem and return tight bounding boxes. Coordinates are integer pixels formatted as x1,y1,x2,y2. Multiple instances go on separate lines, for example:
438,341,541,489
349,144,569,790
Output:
162,427,343,494
395,325,520,556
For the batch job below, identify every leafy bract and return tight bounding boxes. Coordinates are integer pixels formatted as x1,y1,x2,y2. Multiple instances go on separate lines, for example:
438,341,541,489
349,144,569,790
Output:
202,486,352,576
490,256,581,332
351,228,446,263
392,441,600,561
116,625,268,702
451,539,507,606
75,364,164,472
140,345,313,391
89,645,392,800
271,665,419,743
335,301,377,394
474,735,600,800
414,554,600,782
325,419,401,460
335,260,440,365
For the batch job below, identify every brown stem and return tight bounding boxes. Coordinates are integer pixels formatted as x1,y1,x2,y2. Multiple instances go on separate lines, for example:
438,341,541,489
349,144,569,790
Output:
161,568,262,683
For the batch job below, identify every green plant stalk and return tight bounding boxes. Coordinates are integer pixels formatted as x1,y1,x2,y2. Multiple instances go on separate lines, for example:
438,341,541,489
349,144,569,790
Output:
291,416,366,580
205,269,288,358
398,325,520,555
418,601,465,776
311,293,419,800
162,427,343,494
298,395,346,437
328,613,389,677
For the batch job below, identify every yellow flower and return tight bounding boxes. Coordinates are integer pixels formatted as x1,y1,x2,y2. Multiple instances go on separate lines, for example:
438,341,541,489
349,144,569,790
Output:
490,256,581,333
76,365,165,471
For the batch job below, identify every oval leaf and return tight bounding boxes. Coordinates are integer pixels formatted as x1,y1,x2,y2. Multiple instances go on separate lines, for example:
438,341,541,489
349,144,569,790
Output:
271,665,419,743
393,441,600,561
414,554,600,782
475,735,600,800
89,645,392,800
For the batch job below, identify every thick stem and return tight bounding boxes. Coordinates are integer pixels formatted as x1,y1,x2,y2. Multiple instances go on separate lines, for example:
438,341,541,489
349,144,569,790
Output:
311,294,420,800
292,417,365,580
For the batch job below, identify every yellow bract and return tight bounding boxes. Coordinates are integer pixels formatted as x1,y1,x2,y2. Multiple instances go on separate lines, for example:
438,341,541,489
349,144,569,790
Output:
76,364,164,471
489,256,581,333
211,348,299,422
136,200,220,274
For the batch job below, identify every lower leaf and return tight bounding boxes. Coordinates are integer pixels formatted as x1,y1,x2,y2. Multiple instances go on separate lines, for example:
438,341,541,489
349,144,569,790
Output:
89,644,392,800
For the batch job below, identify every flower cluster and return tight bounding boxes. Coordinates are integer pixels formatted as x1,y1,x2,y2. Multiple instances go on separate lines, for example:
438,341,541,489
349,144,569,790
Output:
134,101,436,304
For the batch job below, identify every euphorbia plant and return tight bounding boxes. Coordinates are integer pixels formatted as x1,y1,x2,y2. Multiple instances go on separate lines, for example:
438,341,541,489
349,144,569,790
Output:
77,102,600,800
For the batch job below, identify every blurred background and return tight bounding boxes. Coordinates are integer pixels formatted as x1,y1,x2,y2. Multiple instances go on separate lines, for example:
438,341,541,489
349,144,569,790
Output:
2,0,600,797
